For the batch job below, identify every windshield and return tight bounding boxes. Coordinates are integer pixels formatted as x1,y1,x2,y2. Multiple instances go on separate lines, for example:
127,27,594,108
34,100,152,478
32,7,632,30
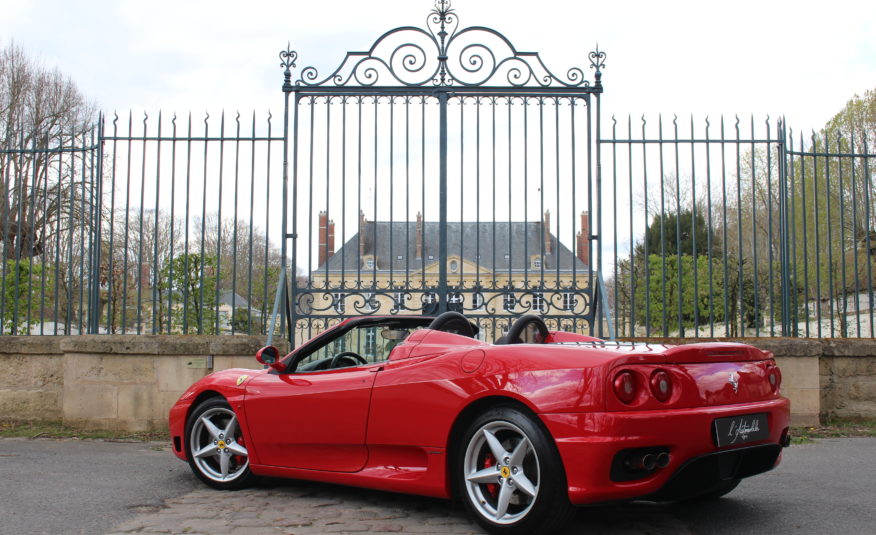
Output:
294,320,429,370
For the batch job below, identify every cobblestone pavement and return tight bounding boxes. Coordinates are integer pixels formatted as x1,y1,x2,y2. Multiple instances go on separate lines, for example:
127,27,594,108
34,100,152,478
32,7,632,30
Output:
107,476,690,535
108,480,485,535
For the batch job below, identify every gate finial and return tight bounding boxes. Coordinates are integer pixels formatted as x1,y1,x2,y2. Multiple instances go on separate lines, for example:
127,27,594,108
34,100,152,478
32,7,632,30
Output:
432,0,455,85
280,43,298,93
589,45,606,89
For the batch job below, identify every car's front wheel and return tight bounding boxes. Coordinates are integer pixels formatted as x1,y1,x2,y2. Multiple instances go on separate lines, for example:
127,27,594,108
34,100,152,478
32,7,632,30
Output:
185,397,255,490
456,406,574,534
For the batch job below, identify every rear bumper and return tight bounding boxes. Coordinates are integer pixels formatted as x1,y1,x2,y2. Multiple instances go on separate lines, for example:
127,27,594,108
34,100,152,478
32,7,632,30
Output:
645,443,781,501
540,397,790,504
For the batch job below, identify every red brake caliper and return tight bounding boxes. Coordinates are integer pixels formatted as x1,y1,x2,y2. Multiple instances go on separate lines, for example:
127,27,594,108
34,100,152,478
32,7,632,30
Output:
234,434,246,465
484,452,499,499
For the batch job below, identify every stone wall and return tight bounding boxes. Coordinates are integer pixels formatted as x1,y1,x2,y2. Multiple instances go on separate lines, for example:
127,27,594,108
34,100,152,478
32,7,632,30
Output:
1,336,289,432
0,338,64,420
819,340,876,420
1,335,874,430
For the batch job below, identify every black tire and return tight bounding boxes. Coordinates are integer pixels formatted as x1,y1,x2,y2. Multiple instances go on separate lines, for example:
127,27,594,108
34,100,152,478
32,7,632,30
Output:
185,397,256,490
454,405,575,534
688,478,741,501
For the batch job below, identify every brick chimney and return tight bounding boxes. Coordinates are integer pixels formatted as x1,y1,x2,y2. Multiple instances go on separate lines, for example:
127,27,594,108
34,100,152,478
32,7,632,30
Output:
358,210,367,257
318,211,335,267
416,212,423,259
328,219,335,259
543,210,552,254
576,211,590,266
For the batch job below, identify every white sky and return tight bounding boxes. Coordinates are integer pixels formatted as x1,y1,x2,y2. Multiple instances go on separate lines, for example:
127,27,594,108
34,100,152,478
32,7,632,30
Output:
2,0,874,134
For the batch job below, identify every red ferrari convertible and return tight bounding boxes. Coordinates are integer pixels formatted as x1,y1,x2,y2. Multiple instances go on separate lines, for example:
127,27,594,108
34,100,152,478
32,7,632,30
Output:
169,312,790,534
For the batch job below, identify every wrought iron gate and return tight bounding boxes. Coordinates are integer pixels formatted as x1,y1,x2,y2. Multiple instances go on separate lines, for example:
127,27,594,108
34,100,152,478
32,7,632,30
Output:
275,1,606,345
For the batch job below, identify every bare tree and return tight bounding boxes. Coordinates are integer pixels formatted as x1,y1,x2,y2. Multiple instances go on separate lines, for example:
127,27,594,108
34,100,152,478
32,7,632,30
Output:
194,214,285,333
0,42,96,262
97,208,183,333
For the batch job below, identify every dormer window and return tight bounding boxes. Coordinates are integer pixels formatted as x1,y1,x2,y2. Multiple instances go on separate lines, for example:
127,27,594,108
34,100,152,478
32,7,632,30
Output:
333,292,345,314
532,257,542,269
563,293,577,311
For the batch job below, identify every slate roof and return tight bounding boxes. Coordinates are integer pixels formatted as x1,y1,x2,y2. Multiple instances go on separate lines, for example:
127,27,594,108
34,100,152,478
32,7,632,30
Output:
219,291,250,308
318,221,590,273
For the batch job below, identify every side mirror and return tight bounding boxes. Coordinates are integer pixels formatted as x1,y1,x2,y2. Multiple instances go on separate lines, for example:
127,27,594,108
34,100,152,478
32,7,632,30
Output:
255,346,286,372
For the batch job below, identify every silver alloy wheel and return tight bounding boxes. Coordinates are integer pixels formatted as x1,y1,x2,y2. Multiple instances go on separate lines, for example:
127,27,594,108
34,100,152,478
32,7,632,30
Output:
189,406,249,483
463,420,540,525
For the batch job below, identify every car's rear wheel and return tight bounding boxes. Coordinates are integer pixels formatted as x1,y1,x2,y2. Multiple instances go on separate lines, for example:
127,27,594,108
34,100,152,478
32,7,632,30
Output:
688,478,741,501
185,397,255,490
456,406,574,534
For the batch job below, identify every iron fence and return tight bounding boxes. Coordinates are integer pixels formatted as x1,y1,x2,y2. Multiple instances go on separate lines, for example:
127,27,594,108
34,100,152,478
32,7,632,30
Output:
786,133,874,337
0,112,285,335
602,116,875,338
1,125,99,335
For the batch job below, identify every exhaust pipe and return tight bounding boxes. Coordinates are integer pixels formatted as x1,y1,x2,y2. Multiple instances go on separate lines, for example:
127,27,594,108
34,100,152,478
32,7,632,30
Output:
626,453,658,471
656,452,671,468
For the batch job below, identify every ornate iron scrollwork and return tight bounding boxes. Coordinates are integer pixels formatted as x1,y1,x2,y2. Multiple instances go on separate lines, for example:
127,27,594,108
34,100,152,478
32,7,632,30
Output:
281,0,604,90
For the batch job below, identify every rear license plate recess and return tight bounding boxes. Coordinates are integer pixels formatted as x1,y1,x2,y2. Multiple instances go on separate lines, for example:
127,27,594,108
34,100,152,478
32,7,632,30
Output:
713,413,770,447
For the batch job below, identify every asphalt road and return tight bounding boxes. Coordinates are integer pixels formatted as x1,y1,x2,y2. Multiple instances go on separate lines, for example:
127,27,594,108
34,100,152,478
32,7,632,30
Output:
0,439,198,535
1,437,873,534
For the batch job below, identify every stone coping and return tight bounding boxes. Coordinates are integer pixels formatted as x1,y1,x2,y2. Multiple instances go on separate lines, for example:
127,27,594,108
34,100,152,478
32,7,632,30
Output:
0,334,871,357
0,337,62,354
616,337,876,358
0,335,290,356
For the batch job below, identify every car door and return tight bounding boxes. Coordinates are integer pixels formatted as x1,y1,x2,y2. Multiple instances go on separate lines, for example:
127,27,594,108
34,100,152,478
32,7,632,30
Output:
244,365,378,472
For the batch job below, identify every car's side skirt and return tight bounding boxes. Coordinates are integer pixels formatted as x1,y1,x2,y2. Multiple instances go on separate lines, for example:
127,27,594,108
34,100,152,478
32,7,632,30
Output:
249,445,450,499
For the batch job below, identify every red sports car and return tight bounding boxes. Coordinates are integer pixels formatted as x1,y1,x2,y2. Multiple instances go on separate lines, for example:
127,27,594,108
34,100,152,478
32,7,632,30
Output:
169,312,790,534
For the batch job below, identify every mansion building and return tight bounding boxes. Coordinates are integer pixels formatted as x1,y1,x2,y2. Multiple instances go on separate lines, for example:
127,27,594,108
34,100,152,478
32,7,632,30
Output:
297,210,596,342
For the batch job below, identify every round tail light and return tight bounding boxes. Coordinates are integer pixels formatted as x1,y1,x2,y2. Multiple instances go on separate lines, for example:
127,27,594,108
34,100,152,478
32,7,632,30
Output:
768,367,782,392
613,371,637,404
650,370,673,402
